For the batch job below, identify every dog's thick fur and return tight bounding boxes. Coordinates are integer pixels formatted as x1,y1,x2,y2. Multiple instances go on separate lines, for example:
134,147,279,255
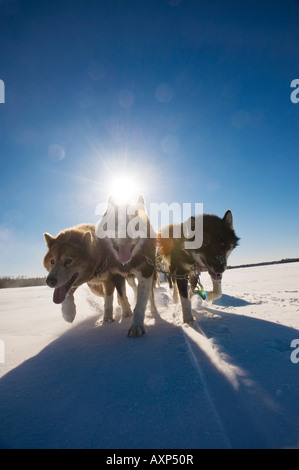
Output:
43,224,133,323
97,195,156,337
157,211,239,323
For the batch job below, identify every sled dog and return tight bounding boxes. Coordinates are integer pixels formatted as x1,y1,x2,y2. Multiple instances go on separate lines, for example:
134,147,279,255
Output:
43,224,133,323
96,195,156,337
157,211,239,323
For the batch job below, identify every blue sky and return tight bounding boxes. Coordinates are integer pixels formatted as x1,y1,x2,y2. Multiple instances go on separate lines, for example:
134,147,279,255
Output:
0,0,298,276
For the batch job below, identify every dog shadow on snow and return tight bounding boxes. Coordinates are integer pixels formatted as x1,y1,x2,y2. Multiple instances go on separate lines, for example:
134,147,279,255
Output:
0,296,298,449
211,293,255,307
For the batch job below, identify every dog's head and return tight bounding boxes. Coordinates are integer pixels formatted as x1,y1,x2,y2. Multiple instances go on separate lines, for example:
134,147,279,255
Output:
43,227,94,304
190,210,239,279
96,194,151,265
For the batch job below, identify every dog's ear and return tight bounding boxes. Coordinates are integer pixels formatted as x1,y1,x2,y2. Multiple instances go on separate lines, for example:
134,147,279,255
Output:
189,216,195,231
82,230,92,247
136,194,145,207
44,233,55,248
223,210,233,230
107,194,115,206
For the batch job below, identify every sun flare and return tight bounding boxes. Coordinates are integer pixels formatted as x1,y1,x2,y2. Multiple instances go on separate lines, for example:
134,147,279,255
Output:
109,175,139,204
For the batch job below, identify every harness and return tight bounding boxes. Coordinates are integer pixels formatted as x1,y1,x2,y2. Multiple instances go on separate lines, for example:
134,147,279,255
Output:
93,252,208,301
142,254,207,300
94,255,110,276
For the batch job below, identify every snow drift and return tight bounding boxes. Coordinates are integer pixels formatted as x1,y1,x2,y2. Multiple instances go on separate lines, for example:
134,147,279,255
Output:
0,263,298,449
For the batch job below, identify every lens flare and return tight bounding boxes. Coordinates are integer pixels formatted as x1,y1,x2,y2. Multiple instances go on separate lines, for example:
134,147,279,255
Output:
109,175,138,204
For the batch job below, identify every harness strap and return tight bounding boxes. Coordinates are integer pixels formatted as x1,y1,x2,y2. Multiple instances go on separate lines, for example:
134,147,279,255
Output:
142,254,196,281
94,256,110,276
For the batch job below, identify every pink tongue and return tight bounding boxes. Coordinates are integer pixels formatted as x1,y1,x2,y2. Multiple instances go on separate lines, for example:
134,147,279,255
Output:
53,285,67,304
118,244,132,264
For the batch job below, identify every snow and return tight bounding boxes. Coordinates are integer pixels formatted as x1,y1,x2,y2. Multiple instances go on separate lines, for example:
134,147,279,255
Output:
0,263,298,449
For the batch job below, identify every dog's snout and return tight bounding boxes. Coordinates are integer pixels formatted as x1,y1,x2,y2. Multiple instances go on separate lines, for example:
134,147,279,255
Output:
216,255,225,266
212,255,226,273
46,274,57,288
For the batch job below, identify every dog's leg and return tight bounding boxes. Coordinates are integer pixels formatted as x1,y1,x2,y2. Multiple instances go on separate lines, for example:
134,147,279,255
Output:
117,277,133,318
61,292,76,323
176,278,194,324
111,274,132,318
149,277,158,313
172,280,179,303
103,278,115,323
154,270,160,287
118,291,133,318
128,274,153,338
207,276,222,301
189,273,199,299
126,274,138,303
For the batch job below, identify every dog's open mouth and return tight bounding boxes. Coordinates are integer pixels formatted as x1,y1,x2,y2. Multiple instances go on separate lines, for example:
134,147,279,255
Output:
114,243,133,265
197,265,222,280
197,265,208,272
53,273,79,304
208,270,222,280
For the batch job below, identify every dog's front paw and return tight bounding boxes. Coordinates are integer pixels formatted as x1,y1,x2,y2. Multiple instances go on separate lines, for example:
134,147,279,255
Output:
183,314,194,324
62,310,76,323
127,325,145,338
122,309,133,318
61,296,76,323
103,317,115,324
207,291,222,301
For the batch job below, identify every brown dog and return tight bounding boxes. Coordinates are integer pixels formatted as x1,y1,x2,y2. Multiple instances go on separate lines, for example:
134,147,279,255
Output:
157,211,239,323
43,224,133,323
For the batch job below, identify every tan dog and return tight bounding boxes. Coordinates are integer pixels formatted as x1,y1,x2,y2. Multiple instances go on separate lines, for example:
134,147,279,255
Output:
43,224,133,323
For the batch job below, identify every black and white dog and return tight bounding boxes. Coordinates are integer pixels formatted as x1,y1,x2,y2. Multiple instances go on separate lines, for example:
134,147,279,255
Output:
96,195,156,337
157,210,239,323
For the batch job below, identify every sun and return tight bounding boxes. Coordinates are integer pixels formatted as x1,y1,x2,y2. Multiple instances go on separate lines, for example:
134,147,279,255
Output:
109,175,139,204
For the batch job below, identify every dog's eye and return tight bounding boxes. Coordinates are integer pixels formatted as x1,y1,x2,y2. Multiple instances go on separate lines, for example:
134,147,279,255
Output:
203,232,211,246
65,259,73,266
216,238,225,247
50,259,55,265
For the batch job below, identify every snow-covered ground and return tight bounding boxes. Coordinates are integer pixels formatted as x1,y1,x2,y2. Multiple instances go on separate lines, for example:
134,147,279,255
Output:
0,263,298,449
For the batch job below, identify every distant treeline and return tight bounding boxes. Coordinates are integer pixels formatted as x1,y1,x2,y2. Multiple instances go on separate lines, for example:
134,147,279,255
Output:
0,276,46,289
227,258,299,269
0,258,298,288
